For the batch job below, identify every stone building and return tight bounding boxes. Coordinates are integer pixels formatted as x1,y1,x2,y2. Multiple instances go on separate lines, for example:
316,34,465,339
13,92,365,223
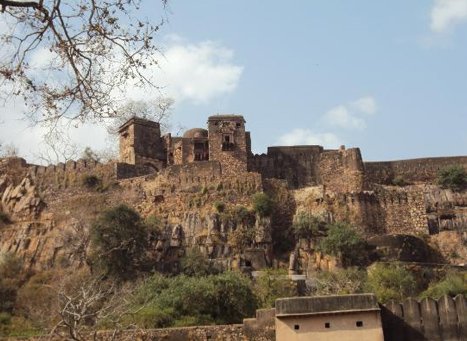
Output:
275,294,384,341
119,114,251,176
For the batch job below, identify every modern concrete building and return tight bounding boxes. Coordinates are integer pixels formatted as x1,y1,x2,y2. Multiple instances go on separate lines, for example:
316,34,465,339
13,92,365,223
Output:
275,294,384,341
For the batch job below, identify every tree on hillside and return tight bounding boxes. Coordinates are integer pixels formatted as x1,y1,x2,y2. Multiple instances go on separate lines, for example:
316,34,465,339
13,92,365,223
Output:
89,205,147,280
0,0,167,127
318,222,368,266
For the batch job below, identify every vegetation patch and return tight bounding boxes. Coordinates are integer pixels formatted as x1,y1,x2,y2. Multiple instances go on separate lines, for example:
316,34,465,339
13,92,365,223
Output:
437,165,467,191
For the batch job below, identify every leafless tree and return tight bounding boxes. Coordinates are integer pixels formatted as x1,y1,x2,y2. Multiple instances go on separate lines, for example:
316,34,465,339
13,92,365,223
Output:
50,276,117,341
34,128,80,164
50,276,144,341
0,0,168,128
107,97,174,136
0,142,19,157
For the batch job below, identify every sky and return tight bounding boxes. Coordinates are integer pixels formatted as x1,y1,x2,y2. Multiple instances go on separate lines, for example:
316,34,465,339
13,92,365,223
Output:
1,0,467,163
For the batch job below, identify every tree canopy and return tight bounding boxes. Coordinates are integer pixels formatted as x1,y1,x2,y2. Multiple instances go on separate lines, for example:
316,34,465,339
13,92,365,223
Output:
0,0,167,126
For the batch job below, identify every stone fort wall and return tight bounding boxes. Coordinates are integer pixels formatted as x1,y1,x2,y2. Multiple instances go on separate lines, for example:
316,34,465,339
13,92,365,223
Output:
249,146,365,193
365,156,467,185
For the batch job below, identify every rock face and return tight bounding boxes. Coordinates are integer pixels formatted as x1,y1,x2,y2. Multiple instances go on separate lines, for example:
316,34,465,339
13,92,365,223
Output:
0,148,466,273
1,176,44,219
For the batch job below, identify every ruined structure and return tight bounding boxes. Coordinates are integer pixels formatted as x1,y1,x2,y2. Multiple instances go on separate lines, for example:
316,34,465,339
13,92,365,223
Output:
0,114,466,273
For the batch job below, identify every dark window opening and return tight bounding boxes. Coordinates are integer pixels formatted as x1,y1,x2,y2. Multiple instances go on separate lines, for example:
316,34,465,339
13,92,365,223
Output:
222,134,235,151
356,321,363,327
325,322,330,329
236,122,241,128
294,324,300,330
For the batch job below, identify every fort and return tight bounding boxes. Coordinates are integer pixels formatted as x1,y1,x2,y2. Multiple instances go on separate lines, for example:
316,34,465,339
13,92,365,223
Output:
0,114,466,340
1,114,466,272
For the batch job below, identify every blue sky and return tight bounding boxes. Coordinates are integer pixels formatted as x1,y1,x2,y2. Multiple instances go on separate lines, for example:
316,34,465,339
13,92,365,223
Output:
1,0,466,162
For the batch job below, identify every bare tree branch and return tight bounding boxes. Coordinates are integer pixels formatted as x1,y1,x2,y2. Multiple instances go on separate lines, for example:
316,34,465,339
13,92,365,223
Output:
0,0,167,130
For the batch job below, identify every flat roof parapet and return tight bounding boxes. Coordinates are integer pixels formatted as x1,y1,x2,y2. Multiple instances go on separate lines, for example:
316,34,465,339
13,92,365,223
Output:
275,294,379,317
208,114,245,122
118,117,161,132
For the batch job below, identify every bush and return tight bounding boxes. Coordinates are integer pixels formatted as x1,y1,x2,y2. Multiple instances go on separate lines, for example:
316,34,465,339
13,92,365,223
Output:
437,165,467,191
392,176,408,187
82,174,101,189
227,226,255,251
90,205,147,280
312,268,368,296
213,201,225,213
180,248,218,277
419,272,467,299
293,212,324,239
366,263,417,303
252,192,274,217
126,272,256,327
254,268,297,308
230,205,255,225
318,222,368,266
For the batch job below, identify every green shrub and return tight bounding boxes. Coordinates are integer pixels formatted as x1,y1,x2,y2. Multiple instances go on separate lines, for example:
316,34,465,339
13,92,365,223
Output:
419,272,467,299
180,248,218,277
89,205,147,280
252,192,274,217
126,272,256,327
82,174,101,189
437,165,467,191
392,176,408,187
293,212,324,239
213,201,225,213
366,263,417,303
318,222,368,266
254,268,297,308
230,205,255,225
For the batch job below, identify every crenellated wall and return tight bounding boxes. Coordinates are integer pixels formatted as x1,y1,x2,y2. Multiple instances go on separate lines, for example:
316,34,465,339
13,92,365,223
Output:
381,295,467,341
294,185,428,236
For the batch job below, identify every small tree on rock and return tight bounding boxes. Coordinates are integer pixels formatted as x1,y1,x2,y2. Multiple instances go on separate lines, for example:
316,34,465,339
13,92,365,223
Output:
89,205,146,280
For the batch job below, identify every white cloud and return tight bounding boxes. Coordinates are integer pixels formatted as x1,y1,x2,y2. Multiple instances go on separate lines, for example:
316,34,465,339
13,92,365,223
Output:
276,129,342,148
324,96,377,130
159,40,243,104
325,105,366,130
351,96,377,115
431,0,467,33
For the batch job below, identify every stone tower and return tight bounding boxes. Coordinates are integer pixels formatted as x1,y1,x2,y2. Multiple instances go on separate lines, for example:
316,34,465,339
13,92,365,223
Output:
207,114,249,174
118,117,166,169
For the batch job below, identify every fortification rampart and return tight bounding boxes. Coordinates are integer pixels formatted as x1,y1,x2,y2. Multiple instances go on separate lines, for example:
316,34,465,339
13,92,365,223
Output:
249,146,365,192
365,156,467,185
134,160,263,198
296,186,427,236
382,294,467,341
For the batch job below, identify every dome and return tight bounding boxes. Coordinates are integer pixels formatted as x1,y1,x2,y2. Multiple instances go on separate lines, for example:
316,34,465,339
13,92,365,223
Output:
183,128,208,139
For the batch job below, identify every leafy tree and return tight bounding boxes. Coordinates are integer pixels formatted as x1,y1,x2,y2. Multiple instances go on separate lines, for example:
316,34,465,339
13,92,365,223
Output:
366,263,417,303
0,0,168,126
89,205,146,280
437,165,467,192
318,222,368,266
419,272,467,300
252,192,274,217
293,212,325,239
254,268,297,308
